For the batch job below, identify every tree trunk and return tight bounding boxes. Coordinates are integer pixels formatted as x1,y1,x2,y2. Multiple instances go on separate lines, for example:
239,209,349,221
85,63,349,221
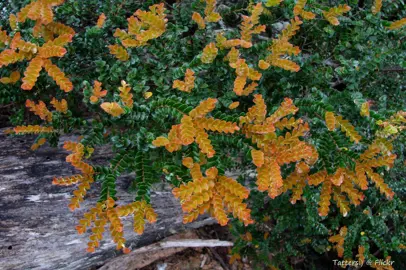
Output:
0,130,214,270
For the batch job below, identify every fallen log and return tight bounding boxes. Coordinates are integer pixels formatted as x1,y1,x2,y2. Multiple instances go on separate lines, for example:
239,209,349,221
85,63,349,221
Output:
0,130,215,270
99,231,233,270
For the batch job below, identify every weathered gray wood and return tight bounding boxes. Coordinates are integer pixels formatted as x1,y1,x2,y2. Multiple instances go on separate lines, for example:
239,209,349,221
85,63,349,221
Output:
0,130,215,270
99,231,199,270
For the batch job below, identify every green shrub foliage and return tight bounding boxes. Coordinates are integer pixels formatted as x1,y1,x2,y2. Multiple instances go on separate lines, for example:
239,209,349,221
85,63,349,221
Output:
1,0,405,268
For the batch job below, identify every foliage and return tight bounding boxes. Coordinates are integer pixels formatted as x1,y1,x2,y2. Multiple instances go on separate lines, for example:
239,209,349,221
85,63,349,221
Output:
1,0,405,268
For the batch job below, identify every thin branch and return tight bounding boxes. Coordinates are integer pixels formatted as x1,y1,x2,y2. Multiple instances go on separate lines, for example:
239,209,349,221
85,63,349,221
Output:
160,239,234,248
0,103,14,109
205,246,231,270
131,239,233,254
380,68,406,73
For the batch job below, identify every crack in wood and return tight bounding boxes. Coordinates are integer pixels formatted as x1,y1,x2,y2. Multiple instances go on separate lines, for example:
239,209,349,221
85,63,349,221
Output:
0,129,212,270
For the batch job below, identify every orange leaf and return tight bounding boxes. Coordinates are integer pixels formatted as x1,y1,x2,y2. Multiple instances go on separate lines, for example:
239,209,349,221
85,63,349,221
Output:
43,59,73,92
270,58,300,72
50,97,68,113
388,18,406,30
100,102,124,117
192,12,205,29
228,101,240,110
38,45,67,58
201,42,218,63
21,57,43,90
0,71,20,84
90,80,107,103
96,13,106,28
182,157,194,168
251,149,264,167
108,44,129,61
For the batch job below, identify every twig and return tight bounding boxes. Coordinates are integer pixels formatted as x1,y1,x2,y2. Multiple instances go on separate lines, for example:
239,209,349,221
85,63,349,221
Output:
160,239,233,248
196,229,231,270
380,68,406,73
0,103,14,109
131,239,233,254
206,247,231,270
200,254,208,268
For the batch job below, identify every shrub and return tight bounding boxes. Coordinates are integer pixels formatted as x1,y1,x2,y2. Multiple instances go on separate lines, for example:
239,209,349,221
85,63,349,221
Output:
1,0,405,268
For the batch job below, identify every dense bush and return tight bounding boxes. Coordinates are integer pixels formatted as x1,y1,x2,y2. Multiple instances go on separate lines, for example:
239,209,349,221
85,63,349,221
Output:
1,0,405,268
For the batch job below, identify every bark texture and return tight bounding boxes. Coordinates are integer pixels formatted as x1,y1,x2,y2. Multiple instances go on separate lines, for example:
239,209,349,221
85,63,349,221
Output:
0,130,214,270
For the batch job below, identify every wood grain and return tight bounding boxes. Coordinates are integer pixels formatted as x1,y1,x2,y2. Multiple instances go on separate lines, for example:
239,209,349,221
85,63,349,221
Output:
0,130,214,270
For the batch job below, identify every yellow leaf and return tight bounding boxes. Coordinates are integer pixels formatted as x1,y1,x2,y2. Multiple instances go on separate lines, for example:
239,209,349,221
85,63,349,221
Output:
325,111,336,131
258,59,271,70
205,12,221,23
318,181,332,216
388,18,406,30
96,13,106,28
118,80,133,108
228,101,240,110
189,98,217,118
0,70,20,84
90,80,107,103
192,12,205,29
100,102,124,117
251,149,264,167
14,125,53,134
357,245,365,264
322,5,351,26
50,97,68,113
360,102,370,117
233,76,246,96
143,92,153,99
9,14,17,30
182,157,194,168
173,69,195,93
300,10,316,20
204,0,222,22
21,57,43,90
270,58,300,72
335,115,362,143
108,44,129,61
152,136,170,147
371,0,382,15
265,0,283,7
180,115,196,145
201,42,218,63
42,59,73,92
281,16,303,41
